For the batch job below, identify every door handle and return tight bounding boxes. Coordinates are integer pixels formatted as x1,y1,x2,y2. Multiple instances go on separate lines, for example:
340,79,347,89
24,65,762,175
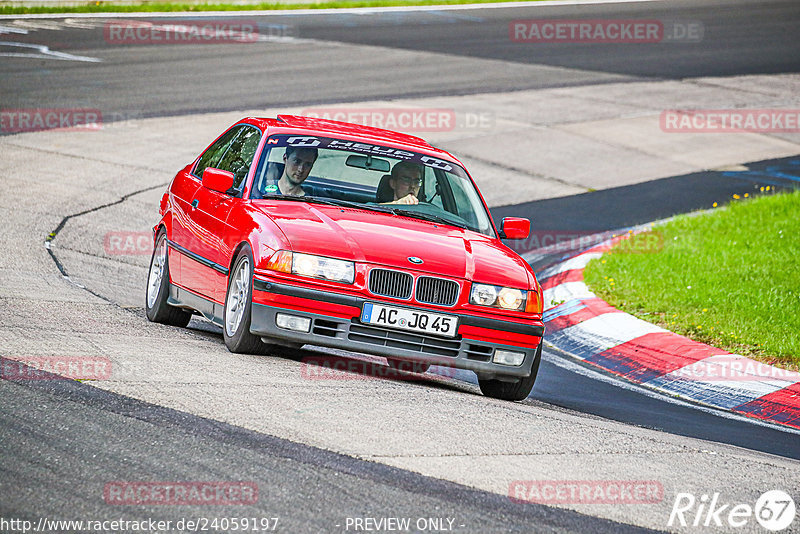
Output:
191,199,199,210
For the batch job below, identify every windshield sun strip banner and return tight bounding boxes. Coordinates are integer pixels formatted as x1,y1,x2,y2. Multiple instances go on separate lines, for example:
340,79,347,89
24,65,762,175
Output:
265,134,467,177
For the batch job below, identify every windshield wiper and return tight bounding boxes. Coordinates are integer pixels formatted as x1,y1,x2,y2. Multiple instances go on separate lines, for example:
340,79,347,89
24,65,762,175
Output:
265,196,469,228
266,195,397,214
265,195,342,206
313,197,396,214
389,208,470,230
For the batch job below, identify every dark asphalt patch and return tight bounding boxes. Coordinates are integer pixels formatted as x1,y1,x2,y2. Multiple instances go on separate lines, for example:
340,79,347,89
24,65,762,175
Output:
0,356,658,534
493,154,800,242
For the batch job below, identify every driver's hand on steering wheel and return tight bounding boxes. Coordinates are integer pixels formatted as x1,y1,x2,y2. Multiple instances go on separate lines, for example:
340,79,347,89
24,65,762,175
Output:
391,194,419,205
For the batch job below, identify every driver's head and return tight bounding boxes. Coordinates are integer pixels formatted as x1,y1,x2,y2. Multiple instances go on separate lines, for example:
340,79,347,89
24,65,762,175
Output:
283,146,318,186
389,161,423,200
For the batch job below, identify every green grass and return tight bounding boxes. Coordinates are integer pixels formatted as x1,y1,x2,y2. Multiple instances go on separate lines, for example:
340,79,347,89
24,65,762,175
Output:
584,189,800,370
0,0,550,15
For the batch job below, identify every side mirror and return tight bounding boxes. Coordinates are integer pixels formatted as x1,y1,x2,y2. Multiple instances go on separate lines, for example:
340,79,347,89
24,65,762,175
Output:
501,217,530,240
202,167,235,194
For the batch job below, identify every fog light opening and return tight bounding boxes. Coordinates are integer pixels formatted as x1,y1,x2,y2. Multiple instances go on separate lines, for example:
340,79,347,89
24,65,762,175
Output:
276,313,311,333
493,349,525,366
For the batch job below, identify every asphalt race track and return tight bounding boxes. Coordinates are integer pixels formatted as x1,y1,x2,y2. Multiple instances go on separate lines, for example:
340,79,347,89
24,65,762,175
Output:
2,0,800,532
2,0,799,119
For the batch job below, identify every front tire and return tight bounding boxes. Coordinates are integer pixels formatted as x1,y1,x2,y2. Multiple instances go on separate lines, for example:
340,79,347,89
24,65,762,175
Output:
145,230,192,327
223,247,269,354
478,342,542,401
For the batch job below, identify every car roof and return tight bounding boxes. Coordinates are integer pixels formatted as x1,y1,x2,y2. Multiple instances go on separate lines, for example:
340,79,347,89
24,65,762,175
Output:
240,115,464,167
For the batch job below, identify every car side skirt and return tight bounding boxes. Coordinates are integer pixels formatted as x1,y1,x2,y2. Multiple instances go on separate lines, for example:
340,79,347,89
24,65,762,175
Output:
168,284,224,327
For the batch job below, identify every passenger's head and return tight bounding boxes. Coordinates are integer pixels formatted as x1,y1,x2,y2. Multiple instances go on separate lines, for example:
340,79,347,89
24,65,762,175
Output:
389,161,423,200
283,146,318,185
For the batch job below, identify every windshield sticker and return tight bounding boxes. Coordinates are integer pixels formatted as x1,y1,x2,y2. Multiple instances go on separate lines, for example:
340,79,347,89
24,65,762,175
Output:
277,135,463,176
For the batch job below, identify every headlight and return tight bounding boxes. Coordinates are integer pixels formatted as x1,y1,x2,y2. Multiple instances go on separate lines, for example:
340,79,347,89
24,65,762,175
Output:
498,287,524,309
470,283,526,311
266,251,354,284
470,284,497,306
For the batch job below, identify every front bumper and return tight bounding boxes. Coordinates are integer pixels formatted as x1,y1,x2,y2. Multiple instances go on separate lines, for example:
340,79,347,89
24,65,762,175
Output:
251,278,544,379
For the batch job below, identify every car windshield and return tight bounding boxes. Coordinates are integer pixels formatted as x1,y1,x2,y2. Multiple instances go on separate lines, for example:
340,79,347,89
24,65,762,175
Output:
250,134,496,237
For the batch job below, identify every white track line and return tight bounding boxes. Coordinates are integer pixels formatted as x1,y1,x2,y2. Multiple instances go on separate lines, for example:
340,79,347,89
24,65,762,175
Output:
11,19,64,30
0,41,102,62
0,24,28,34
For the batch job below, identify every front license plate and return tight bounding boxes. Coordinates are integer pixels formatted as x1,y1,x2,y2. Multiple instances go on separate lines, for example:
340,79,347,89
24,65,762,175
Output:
361,303,458,338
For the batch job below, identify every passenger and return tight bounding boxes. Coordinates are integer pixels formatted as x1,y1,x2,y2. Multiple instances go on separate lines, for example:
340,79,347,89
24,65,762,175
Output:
278,145,318,196
384,161,423,205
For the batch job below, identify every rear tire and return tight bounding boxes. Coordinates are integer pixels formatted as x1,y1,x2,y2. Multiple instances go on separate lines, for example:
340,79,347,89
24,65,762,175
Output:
145,230,192,327
478,342,542,401
223,247,269,354
386,358,430,374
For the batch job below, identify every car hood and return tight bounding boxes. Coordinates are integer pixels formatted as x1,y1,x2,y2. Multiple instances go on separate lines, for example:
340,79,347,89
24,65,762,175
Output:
254,202,531,287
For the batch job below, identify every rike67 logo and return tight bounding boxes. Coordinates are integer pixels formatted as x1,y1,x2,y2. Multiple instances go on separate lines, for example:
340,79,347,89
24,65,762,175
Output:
669,490,796,531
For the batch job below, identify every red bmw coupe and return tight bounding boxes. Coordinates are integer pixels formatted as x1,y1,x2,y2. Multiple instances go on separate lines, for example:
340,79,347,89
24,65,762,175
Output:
146,115,544,400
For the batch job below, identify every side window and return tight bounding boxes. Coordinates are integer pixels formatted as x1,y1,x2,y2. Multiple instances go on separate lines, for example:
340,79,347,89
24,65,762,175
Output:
216,126,261,191
194,126,245,180
251,147,284,199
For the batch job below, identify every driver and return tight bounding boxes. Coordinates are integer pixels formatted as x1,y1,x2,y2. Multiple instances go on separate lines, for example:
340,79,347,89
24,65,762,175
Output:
385,161,423,205
278,145,318,196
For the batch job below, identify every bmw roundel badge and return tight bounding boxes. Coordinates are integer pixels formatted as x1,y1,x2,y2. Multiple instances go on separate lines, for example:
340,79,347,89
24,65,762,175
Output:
407,257,424,265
